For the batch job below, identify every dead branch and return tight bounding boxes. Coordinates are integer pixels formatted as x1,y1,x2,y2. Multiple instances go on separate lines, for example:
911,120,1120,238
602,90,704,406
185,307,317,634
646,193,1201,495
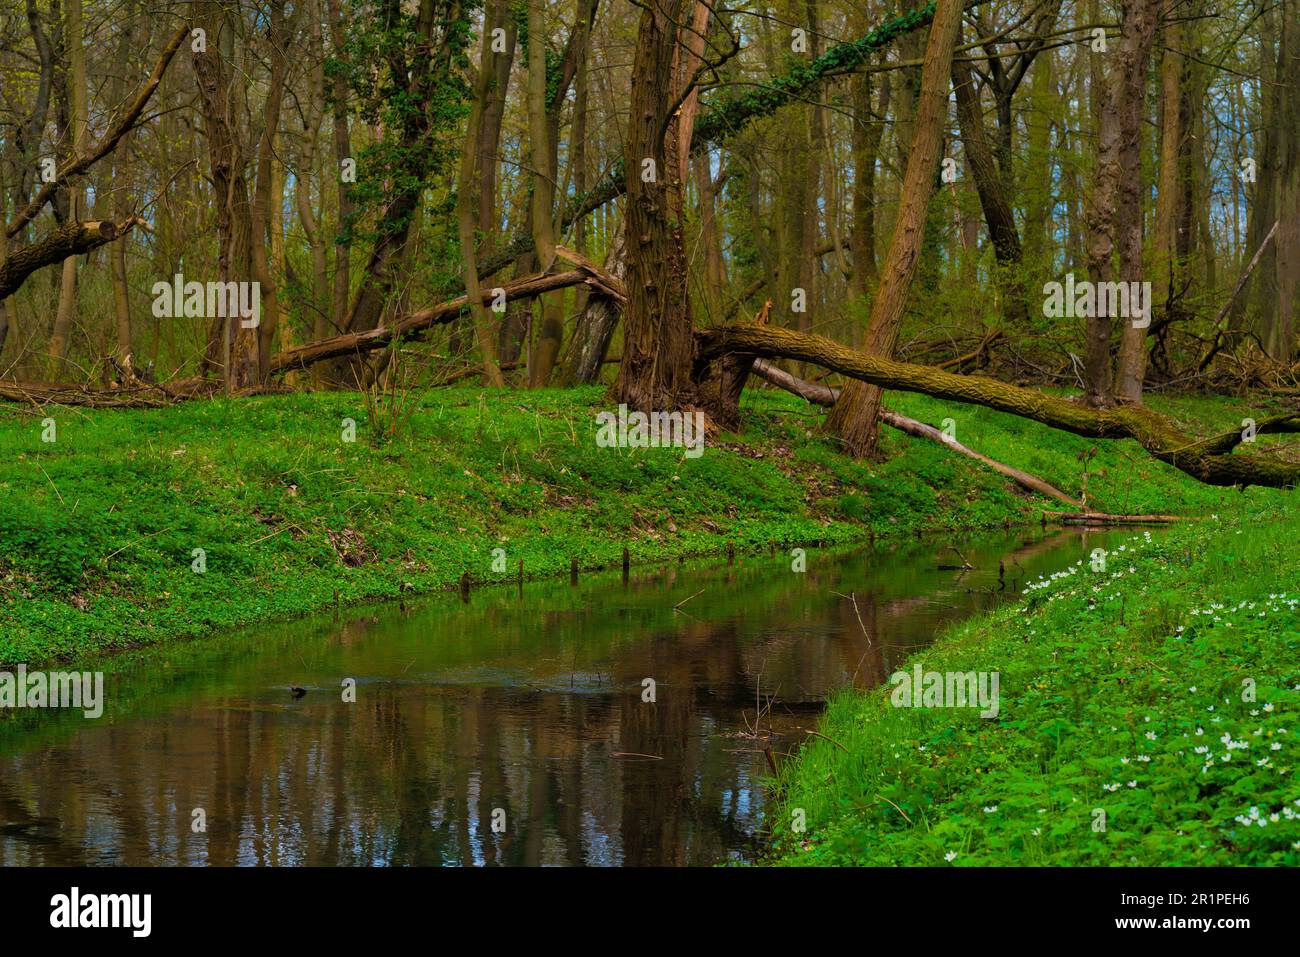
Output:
1040,511,1194,525
751,358,1081,506
1197,220,1280,373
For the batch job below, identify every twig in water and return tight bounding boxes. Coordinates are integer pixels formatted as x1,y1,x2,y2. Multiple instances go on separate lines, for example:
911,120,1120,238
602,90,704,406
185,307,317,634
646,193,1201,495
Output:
674,588,706,610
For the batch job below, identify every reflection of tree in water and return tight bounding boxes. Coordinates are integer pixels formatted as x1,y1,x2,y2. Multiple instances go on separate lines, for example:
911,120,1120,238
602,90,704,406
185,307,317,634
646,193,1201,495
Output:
0,530,1146,866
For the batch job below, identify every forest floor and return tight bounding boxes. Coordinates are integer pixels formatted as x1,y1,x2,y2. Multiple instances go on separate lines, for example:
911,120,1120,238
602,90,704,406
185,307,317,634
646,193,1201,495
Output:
1,385,1293,664
767,505,1300,866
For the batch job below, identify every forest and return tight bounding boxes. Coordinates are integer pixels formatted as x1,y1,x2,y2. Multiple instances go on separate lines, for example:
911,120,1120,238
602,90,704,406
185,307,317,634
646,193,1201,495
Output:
0,0,1297,876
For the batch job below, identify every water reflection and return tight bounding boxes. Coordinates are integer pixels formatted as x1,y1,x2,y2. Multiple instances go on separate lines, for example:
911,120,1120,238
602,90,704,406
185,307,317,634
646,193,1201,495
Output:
0,526,1146,866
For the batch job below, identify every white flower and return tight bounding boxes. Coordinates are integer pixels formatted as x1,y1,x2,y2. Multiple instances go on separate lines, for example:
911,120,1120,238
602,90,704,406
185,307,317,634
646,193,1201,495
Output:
983,805,998,813
945,851,958,862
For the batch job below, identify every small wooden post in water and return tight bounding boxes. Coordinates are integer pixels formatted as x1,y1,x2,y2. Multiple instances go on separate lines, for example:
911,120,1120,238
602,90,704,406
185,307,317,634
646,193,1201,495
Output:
622,546,630,584
727,542,735,565
517,558,524,597
570,557,579,584
459,572,470,602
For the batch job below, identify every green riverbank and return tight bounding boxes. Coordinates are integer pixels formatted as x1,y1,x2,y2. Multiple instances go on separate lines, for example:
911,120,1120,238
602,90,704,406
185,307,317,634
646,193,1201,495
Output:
767,506,1300,866
1,386,1292,664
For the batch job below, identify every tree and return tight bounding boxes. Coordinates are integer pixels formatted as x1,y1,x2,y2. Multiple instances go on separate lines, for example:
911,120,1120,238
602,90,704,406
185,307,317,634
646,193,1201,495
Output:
822,0,965,458
616,0,699,413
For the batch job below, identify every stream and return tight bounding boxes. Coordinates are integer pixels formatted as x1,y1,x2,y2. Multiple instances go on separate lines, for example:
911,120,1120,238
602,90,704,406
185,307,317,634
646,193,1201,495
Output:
0,525,1146,866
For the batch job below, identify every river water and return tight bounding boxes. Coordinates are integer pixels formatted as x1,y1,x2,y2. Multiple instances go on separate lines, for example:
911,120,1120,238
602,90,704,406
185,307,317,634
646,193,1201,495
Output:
0,526,1143,866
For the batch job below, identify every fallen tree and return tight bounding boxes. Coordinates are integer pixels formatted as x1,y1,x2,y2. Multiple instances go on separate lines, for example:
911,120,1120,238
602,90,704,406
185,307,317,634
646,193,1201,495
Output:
0,375,213,408
701,324,1300,488
0,217,149,300
750,359,1081,506
9,251,1296,493
270,249,623,374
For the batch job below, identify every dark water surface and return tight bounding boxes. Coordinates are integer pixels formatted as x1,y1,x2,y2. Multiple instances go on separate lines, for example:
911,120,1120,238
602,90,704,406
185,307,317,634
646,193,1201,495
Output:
0,526,1146,866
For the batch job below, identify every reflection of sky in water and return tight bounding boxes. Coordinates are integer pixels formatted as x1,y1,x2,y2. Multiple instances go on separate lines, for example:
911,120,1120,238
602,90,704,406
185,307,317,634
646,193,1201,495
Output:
0,527,1156,866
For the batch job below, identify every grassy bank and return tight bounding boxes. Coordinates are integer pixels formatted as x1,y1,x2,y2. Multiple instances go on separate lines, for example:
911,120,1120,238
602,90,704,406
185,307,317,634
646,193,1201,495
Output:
1,386,1291,664
767,505,1300,866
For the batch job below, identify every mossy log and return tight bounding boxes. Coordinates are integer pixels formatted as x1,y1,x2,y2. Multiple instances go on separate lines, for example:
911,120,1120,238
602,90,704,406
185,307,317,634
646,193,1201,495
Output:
700,323,1300,488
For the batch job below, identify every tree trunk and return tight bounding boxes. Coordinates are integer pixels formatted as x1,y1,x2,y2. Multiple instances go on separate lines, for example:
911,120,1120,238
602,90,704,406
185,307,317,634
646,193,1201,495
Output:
455,0,507,387
563,232,626,384
525,0,561,386
1085,0,1157,406
46,0,87,375
822,0,964,458
1109,0,1160,403
616,0,697,412
193,1,258,389
952,50,1028,325
251,2,288,383
327,0,353,345
849,67,886,296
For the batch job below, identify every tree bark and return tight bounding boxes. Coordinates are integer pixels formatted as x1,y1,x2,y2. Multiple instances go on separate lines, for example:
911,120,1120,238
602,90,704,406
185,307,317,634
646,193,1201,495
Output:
1111,0,1160,403
951,49,1028,325
1087,0,1157,406
822,0,964,458
616,0,697,413
562,231,626,384
525,0,562,386
0,218,143,300
46,0,87,373
454,0,507,387
271,260,618,375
